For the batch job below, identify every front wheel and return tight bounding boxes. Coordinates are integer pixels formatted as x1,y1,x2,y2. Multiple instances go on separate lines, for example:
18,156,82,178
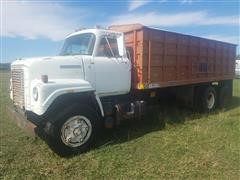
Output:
49,105,101,156
61,115,93,148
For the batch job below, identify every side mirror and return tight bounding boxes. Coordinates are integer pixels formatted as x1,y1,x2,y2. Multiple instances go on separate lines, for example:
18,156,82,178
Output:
117,35,124,57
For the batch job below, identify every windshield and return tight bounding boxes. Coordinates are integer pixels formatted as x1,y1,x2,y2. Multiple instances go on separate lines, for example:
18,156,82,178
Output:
60,33,95,56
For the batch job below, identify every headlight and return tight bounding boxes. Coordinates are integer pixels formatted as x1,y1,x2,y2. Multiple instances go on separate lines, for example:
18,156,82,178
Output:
33,87,38,101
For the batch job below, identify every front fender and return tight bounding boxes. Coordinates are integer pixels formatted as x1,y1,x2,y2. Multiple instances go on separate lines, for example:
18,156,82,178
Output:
30,79,94,115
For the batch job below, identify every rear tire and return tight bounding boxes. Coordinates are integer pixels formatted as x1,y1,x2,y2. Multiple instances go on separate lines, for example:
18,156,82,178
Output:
196,86,217,112
217,85,231,109
48,104,101,156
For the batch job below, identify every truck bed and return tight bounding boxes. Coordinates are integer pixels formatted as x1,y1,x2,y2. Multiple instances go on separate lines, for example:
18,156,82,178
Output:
110,24,237,89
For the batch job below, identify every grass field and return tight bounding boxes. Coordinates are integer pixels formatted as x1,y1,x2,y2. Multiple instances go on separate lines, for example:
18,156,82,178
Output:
0,70,239,179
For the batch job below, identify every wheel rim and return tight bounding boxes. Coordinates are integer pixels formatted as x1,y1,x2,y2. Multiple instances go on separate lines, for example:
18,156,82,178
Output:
61,115,92,147
206,92,215,109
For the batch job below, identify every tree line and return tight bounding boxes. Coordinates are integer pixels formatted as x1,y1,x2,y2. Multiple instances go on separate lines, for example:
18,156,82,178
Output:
0,63,10,70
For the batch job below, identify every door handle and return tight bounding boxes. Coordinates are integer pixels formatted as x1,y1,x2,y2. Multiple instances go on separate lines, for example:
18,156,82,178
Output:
90,62,95,64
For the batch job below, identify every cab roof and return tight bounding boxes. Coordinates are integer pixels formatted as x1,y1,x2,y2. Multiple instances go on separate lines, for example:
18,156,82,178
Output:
66,28,123,39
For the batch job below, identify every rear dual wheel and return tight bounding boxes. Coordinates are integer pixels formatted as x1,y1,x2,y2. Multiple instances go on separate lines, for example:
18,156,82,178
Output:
196,86,217,112
217,85,231,109
195,84,232,112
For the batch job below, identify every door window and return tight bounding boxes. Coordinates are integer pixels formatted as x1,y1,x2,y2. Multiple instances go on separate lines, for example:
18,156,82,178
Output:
97,37,120,57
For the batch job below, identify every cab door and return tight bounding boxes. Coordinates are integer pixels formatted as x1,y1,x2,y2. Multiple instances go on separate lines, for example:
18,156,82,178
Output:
94,35,131,96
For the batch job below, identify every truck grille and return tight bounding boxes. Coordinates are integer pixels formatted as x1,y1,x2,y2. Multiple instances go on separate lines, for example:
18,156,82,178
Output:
11,68,25,108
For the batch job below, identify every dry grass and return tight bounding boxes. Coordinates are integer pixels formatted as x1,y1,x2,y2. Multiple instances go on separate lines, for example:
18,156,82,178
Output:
0,71,240,179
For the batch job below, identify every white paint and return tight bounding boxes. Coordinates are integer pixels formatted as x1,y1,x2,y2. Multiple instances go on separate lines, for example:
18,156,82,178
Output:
29,79,94,115
11,29,131,116
94,92,104,117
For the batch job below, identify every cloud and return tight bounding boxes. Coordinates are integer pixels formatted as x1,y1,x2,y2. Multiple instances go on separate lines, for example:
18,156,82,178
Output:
1,1,85,41
179,0,193,4
110,11,239,27
158,0,168,2
128,0,195,11
129,0,152,11
202,16,239,26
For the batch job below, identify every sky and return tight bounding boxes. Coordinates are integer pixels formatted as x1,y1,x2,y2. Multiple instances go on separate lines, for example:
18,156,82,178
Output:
0,0,239,63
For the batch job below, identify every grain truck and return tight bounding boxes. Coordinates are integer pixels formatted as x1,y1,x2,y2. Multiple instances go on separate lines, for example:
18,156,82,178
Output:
10,24,237,155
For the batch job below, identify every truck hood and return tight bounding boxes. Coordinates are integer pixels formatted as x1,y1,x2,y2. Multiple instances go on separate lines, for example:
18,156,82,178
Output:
12,56,79,67
11,55,86,80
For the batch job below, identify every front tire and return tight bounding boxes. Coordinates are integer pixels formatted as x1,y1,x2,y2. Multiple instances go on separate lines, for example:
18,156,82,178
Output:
49,104,101,156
